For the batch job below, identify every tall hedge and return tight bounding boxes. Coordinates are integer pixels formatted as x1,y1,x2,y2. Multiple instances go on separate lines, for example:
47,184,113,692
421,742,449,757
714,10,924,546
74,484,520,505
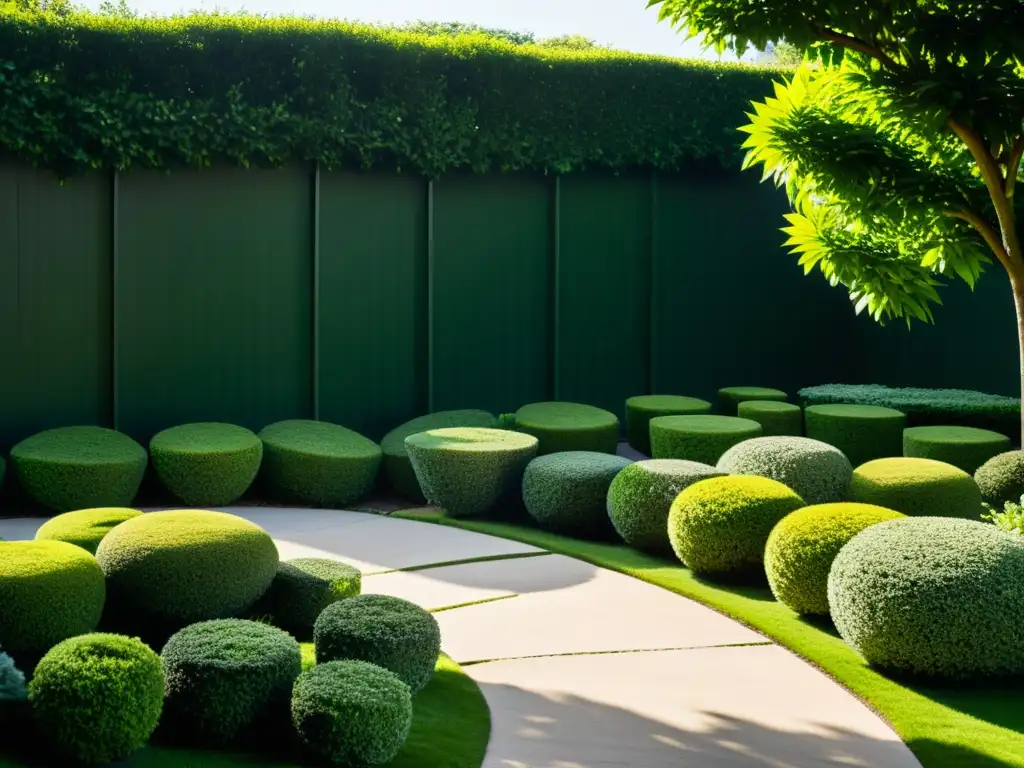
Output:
0,9,781,176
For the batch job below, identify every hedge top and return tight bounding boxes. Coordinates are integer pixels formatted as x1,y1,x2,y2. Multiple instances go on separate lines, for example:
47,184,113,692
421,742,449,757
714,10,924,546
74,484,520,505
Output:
0,538,100,580
515,402,619,430
651,415,762,435
11,426,146,465
799,384,1019,418
381,410,497,456
718,387,788,400
259,420,380,460
405,427,538,454
626,395,712,412
903,425,1011,446
151,422,261,453
804,403,906,420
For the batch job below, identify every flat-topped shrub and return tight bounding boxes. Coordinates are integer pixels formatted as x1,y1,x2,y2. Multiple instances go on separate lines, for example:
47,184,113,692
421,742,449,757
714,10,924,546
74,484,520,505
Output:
849,458,983,519
717,436,852,505
625,395,712,455
249,558,362,640
903,425,1011,475
717,387,788,416
736,400,803,437
649,415,762,465
975,450,1024,507
512,402,620,455
35,507,141,554
522,451,631,536
150,422,263,506
803,404,906,467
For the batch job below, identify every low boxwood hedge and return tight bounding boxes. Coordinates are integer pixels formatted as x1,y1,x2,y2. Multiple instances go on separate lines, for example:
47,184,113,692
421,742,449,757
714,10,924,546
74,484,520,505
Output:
34,507,142,554
150,422,263,506
975,450,1024,507
736,400,803,437
512,401,620,455
716,436,852,505
717,387,788,416
522,451,631,536
903,425,1012,475
624,395,712,455
248,558,362,640
649,415,763,465
803,403,906,467
849,457,983,519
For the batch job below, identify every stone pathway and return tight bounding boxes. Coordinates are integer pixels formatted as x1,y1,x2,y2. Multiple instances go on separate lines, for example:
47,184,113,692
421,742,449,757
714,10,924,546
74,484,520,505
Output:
0,508,922,768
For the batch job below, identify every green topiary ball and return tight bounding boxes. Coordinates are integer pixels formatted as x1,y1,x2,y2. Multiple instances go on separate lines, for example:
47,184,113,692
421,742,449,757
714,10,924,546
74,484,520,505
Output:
828,517,1024,679
0,540,106,658
95,510,279,639
522,451,631,536
512,401,620,455
248,558,362,640
150,422,263,506
606,459,725,554
259,420,382,507
381,410,497,502
34,507,142,554
624,395,712,456
405,427,538,517
849,457,983,519
804,404,906,467
903,425,1012,475
716,436,852,505
736,400,803,437
765,503,904,615
291,660,412,767
11,426,147,513
29,633,164,765
161,619,302,744
668,476,805,577
314,594,440,694
649,415,763,465
717,387,788,416
975,450,1024,507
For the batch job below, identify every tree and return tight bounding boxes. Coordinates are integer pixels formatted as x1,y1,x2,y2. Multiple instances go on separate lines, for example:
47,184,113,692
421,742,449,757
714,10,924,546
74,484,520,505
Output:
536,34,602,50
650,0,1024,438
97,0,136,18
396,21,536,46
755,41,803,67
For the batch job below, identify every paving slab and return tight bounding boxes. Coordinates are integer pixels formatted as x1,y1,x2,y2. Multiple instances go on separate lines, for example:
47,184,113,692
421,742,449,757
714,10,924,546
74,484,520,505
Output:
0,517,45,541
469,646,921,768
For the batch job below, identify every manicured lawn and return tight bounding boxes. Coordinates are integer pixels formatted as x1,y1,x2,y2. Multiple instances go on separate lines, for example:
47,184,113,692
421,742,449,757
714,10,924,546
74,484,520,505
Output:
395,509,1024,768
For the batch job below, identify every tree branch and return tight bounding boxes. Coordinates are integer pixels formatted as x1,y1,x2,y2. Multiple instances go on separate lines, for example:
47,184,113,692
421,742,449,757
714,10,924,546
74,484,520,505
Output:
816,26,899,69
947,209,1012,270
1007,135,1024,201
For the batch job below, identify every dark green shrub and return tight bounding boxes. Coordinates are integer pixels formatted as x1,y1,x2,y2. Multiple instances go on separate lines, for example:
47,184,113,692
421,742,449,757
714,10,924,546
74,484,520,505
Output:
803,404,906,467
28,633,164,764
522,451,631,536
849,458,983,519
717,387,788,416
625,395,712,455
0,647,28,731
606,459,725,554
34,507,142,554
736,400,803,436
649,415,762,464
405,427,538,517
259,420,382,506
314,595,440,694
765,503,904,615
668,475,804,577
161,619,302,745
10,426,147,513
248,558,362,640
0,540,105,658
903,425,1011,475
513,402,620,455
716,436,852,505
291,660,412,767
150,422,263,506
976,450,1024,507
381,410,497,502
828,517,1024,679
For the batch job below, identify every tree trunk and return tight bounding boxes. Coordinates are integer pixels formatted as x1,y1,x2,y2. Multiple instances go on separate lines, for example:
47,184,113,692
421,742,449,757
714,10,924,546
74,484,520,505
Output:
1013,277,1024,446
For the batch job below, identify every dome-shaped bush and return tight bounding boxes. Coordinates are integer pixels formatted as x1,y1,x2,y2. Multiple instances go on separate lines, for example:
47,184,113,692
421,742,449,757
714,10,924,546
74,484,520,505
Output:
975,450,1024,507
804,404,906,467
903,425,1012,475
0,540,105,657
28,633,164,765
11,426,147,512
668,476,805,577
512,401,620,455
314,594,441,694
625,395,712,455
765,503,904,615
849,458,983,519
649,415,762,465
95,510,279,638
828,517,1024,678
716,436,852,505
150,422,263,506
736,400,803,437
161,619,302,744
381,410,497,502
717,387,788,416
606,459,725,554
291,660,412,767
248,558,362,640
259,420,381,506
35,507,142,554
522,451,631,536
405,427,538,517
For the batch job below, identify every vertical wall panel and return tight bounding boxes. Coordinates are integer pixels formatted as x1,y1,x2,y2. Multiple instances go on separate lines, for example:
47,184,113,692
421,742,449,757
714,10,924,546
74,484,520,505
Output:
317,171,428,439
556,172,650,420
431,174,551,414
114,166,313,440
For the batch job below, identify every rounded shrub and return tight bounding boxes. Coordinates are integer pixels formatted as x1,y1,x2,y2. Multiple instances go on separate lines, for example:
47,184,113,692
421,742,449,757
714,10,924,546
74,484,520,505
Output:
95,509,279,637
259,419,382,506
314,594,441,694
381,410,497,502
975,450,1024,507
903,425,1012,475
606,459,725,554
513,401,620,455
716,436,852,505
522,451,631,536
150,422,263,506
804,403,906,467
161,619,302,744
11,426,147,513
34,507,142,554
849,458,983,519
736,400,803,437
291,660,412,767
828,517,1024,679
650,415,762,465
248,558,362,640
0,540,105,658
405,427,538,517
625,395,711,455
668,476,805,577
764,503,904,615
717,387,788,416
28,633,164,765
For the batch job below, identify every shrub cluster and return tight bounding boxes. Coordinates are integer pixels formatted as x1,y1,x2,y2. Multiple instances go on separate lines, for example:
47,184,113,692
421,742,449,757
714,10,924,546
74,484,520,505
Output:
512,401,620,455
522,451,631,536
150,422,263,506
248,558,362,640
34,507,141,554
716,436,852,505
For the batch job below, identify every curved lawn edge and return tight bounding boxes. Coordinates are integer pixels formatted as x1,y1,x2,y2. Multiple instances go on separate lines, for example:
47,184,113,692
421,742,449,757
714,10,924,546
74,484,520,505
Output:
393,509,1024,768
